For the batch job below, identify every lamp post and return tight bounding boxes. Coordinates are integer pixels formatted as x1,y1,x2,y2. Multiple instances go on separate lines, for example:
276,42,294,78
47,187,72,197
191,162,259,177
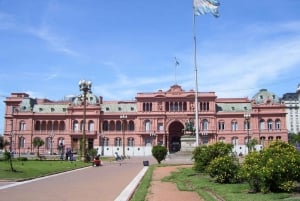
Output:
79,80,92,161
18,134,23,158
120,114,127,157
48,131,55,155
244,113,251,153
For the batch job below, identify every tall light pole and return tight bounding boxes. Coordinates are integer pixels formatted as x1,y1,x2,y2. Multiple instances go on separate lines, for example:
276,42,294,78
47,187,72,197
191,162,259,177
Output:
10,131,14,153
244,113,251,153
79,80,92,161
120,114,127,157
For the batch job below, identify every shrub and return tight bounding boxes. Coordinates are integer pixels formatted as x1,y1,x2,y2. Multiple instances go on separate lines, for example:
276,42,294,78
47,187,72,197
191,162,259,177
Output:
207,155,240,184
17,157,28,161
241,141,300,193
152,145,167,164
192,142,233,172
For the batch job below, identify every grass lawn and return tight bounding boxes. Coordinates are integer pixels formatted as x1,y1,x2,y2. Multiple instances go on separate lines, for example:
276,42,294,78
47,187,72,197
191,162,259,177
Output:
0,159,91,181
131,165,300,201
162,167,300,201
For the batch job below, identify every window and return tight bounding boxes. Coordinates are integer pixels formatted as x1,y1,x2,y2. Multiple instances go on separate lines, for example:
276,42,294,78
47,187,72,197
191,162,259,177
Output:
268,120,273,130
157,123,164,132
218,121,225,131
18,137,25,148
73,120,79,132
244,120,250,130
275,119,280,130
128,120,135,131
128,137,134,147
51,108,55,112
19,121,26,131
232,137,238,145
103,137,109,146
115,137,121,146
231,120,238,131
145,120,151,132
116,121,122,131
259,120,265,130
102,121,109,131
88,121,94,131
202,119,208,131
219,137,225,142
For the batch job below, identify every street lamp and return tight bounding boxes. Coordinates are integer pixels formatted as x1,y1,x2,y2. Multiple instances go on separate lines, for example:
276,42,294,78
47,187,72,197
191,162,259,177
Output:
79,80,92,161
244,113,251,153
120,114,127,157
48,131,55,155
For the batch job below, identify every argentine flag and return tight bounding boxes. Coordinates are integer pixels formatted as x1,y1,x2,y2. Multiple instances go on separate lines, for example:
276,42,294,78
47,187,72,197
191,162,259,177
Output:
193,0,220,17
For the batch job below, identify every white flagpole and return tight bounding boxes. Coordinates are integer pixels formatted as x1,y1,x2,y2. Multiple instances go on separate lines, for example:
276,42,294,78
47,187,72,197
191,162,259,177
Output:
193,13,200,146
174,57,178,84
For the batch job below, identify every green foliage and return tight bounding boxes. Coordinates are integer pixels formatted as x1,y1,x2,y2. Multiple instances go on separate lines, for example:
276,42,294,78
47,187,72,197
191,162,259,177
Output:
33,137,45,157
240,141,300,193
207,155,240,184
152,145,167,164
289,132,300,145
88,148,98,160
192,142,233,172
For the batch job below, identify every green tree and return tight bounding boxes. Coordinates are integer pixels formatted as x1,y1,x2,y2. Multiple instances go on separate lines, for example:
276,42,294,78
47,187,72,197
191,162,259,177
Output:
33,137,44,158
193,142,233,172
152,145,167,164
3,150,16,172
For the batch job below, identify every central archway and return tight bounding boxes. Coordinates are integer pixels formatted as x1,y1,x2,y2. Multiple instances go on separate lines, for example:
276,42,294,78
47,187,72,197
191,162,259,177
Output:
168,121,184,153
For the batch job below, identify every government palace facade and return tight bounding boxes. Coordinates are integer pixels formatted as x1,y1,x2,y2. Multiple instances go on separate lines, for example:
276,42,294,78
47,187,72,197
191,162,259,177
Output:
3,83,288,157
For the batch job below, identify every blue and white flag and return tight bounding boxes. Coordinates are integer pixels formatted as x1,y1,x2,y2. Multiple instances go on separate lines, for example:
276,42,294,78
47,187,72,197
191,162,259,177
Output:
193,0,220,17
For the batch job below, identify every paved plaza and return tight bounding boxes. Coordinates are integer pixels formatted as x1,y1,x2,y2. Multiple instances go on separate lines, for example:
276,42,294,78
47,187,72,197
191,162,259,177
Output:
0,156,157,201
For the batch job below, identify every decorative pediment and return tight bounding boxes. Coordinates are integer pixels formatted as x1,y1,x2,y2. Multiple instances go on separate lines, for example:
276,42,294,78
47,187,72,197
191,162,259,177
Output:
167,84,184,95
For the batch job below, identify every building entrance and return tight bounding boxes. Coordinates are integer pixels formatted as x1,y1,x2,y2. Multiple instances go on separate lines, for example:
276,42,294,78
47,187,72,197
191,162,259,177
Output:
168,121,184,153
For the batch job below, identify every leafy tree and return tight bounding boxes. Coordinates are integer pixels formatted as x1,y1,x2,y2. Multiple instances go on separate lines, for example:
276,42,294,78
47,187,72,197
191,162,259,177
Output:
289,132,300,146
193,142,233,172
3,150,16,172
240,141,300,193
33,137,44,157
152,145,167,164
248,138,258,152
207,155,240,184
0,136,10,150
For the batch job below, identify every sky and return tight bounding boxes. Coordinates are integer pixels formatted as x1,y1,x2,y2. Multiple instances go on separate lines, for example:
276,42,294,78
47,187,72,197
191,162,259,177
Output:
1,0,300,133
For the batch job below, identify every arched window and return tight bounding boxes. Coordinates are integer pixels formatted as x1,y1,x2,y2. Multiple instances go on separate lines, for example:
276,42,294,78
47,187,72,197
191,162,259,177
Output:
18,137,25,148
232,137,238,145
59,121,65,131
19,121,26,131
219,137,225,142
73,120,79,132
128,137,134,147
218,121,225,131
268,119,273,130
231,120,238,131
102,121,109,131
275,119,281,130
103,137,109,146
109,121,115,131
259,119,265,130
202,119,208,131
115,137,121,146
88,120,94,131
128,120,135,131
116,120,122,131
145,120,151,132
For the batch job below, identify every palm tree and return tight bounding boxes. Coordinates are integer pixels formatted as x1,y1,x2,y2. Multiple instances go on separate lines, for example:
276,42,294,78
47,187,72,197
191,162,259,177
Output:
33,137,44,158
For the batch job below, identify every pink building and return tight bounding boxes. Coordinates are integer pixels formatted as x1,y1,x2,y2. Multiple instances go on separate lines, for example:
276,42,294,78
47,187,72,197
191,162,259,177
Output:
3,84,288,156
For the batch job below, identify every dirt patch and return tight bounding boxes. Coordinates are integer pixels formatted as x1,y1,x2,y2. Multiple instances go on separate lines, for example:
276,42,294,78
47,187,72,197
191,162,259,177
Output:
146,165,204,201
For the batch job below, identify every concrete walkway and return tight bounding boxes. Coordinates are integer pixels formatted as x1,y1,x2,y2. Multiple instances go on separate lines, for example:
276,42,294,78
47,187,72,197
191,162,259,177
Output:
0,156,157,201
